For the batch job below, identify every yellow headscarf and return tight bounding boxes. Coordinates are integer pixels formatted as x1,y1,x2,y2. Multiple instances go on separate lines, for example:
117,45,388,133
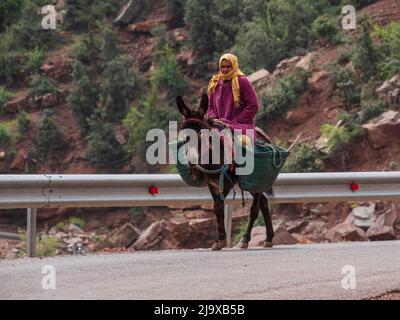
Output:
207,53,245,108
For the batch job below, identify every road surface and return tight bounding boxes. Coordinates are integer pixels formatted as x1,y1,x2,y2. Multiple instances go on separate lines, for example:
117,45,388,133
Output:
1,241,400,299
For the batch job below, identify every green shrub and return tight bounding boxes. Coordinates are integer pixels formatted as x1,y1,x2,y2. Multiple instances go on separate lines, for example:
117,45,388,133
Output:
372,22,400,80
0,0,24,32
101,56,136,122
257,69,309,121
328,65,361,106
18,230,59,257
351,19,379,82
36,110,64,159
150,44,188,99
0,86,12,115
0,125,11,144
85,118,127,169
311,15,339,42
320,124,352,155
10,1,58,50
101,28,121,62
26,47,45,73
232,0,331,73
36,235,59,257
67,61,99,133
282,143,323,173
0,52,21,85
337,49,351,64
359,81,387,123
123,94,179,159
17,111,30,140
72,34,101,65
184,0,216,75
320,122,364,157
16,111,30,137
28,76,58,97
69,216,85,228
64,0,124,31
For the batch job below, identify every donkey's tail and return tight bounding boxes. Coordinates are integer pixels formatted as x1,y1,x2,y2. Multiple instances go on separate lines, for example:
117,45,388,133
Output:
264,188,275,201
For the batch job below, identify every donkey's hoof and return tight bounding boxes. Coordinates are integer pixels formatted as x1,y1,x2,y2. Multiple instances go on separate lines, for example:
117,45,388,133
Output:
239,242,249,250
263,241,274,248
211,239,227,251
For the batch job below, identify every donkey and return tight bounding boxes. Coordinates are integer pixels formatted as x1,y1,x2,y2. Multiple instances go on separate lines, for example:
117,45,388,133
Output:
176,94,275,251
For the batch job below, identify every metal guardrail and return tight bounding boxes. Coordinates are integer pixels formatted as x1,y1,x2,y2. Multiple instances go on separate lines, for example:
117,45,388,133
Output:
1,172,400,257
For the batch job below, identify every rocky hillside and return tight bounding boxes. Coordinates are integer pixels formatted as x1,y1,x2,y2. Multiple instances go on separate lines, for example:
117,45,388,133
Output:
1,0,400,258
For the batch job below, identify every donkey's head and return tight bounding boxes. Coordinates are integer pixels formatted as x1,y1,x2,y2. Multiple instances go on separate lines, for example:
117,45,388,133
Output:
176,94,209,132
176,94,226,169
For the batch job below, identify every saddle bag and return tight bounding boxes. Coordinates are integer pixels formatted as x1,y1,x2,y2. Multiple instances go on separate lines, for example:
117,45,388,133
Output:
236,141,290,193
169,140,207,187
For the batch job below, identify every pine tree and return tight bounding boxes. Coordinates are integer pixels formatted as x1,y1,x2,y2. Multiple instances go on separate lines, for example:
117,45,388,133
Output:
352,20,379,82
67,61,99,133
101,56,135,122
101,28,121,62
86,115,127,169
184,0,216,75
36,109,64,159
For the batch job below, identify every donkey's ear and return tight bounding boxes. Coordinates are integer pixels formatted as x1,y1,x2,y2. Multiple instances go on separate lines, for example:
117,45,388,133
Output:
176,95,190,117
198,93,208,116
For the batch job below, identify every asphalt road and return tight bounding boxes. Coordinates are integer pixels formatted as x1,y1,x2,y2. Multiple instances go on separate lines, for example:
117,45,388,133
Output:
1,241,400,300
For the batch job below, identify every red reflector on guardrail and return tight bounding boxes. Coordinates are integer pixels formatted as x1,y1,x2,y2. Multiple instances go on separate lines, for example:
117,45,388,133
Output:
350,183,360,191
149,186,159,195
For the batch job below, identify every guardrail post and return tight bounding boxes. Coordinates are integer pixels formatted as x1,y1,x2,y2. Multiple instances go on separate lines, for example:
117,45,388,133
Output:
224,202,233,248
27,208,37,257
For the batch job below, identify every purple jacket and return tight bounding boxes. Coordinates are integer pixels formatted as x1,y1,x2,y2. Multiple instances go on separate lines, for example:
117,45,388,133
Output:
206,76,258,137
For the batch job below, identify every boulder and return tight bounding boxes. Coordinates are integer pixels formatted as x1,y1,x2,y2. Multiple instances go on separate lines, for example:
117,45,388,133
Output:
295,52,318,72
376,75,400,108
285,108,313,126
291,233,314,244
273,227,299,245
41,56,73,82
362,111,400,149
366,211,400,241
41,93,58,108
169,216,189,235
273,56,303,78
127,18,167,34
10,149,27,171
132,220,168,250
57,88,70,105
308,70,329,93
325,213,367,242
106,223,141,248
353,204,376,229
248,226,266,247
4,95,29,114
247,69,275,95
171,28,187,43
189,218,215,231
114,0,153,26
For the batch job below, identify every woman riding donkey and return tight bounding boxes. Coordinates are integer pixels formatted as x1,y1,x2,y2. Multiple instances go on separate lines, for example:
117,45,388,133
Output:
176,53,275,251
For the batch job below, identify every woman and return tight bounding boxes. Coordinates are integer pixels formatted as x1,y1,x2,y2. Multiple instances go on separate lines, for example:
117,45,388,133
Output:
206,53,259,147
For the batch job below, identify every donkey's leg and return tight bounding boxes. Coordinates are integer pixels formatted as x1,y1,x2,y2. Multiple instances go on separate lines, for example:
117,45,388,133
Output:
207,181,227,251
239,193,261,249
260,193,274,248
207,174,236,251
210,198,228,251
